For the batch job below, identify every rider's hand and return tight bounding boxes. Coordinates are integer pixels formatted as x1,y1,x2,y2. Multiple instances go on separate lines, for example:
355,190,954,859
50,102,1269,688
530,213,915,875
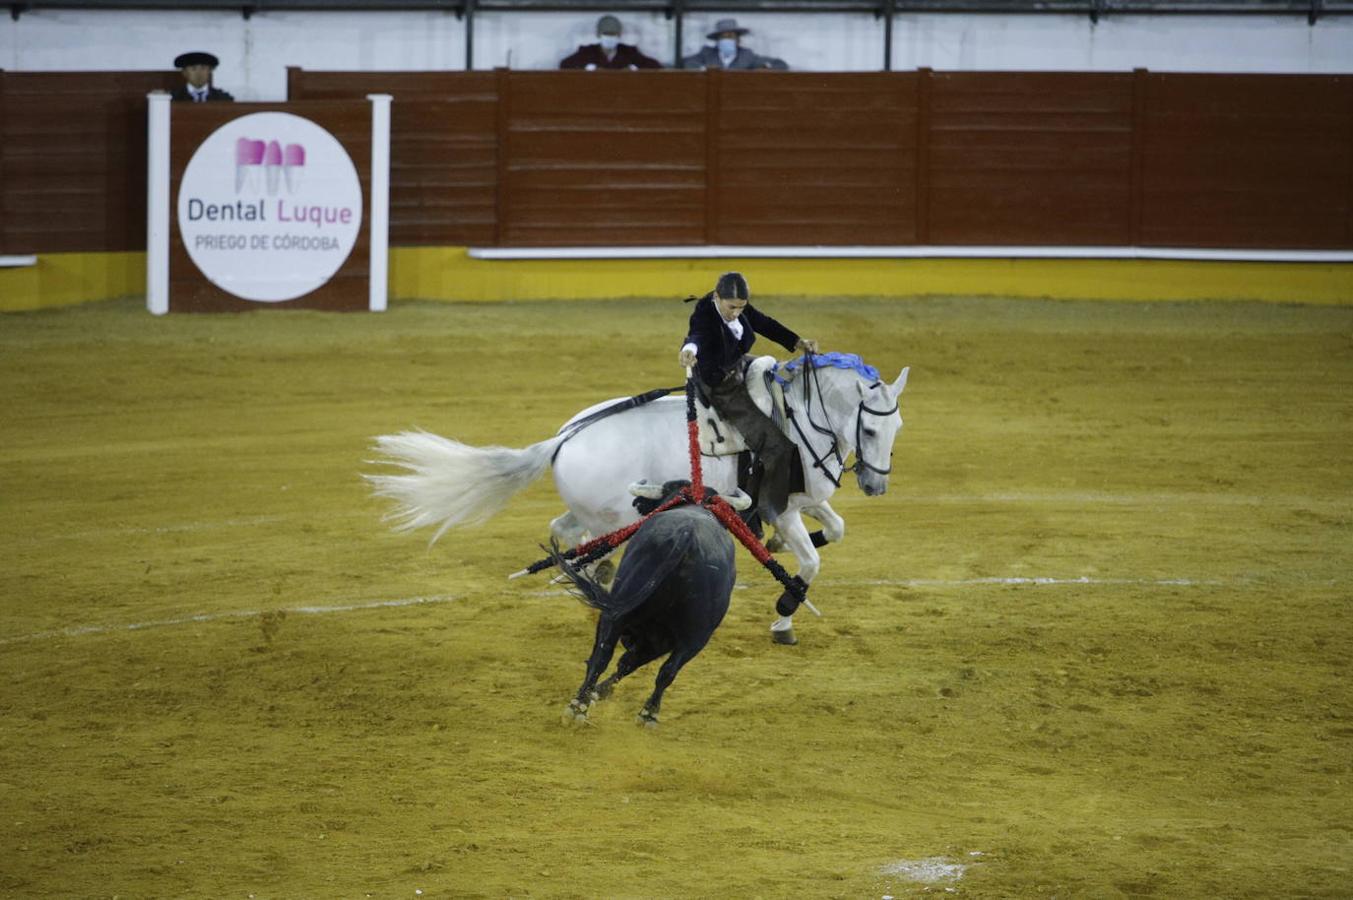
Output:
679,348,697,367
796,337,819,354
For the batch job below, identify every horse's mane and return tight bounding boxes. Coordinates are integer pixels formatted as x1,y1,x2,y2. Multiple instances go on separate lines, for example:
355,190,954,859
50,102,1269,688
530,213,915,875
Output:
772,352,880,386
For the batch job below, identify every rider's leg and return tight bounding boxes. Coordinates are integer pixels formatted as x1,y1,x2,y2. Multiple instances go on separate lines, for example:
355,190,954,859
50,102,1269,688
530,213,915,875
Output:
709,379,795,519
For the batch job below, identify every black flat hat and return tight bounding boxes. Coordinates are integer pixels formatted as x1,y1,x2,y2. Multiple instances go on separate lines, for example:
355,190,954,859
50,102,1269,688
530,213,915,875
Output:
174,51,220,68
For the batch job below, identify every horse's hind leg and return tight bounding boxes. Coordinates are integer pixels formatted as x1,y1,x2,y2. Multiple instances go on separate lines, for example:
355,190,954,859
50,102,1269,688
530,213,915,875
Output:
567,617,619,724
550,510,590,548
636,647,699,728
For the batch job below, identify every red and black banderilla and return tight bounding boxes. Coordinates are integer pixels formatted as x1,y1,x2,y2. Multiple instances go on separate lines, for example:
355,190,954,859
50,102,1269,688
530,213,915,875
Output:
510,371,812,615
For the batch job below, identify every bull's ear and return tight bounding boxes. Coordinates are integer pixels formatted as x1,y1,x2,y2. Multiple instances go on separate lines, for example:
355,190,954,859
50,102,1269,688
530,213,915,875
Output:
892,367,909,395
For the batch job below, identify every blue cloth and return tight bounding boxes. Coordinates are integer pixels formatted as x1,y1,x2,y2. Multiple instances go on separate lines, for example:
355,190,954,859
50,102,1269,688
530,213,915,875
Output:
772,352,879,386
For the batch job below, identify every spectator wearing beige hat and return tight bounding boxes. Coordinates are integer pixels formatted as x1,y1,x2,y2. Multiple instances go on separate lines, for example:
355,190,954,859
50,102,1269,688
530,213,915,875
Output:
682,18,787,70
560,15,663,70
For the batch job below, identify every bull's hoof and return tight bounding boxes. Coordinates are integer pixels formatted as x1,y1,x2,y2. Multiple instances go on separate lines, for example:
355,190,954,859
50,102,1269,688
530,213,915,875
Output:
771,627,799,646
636,708,659,729
764,532,786,553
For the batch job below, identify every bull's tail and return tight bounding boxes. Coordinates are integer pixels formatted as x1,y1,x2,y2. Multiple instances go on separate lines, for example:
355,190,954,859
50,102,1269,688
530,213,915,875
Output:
546,541,610,611
365,430,567,543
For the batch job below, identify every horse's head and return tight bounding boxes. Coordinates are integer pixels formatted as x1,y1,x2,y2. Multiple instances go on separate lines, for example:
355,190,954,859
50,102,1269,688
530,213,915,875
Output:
850,367,908,496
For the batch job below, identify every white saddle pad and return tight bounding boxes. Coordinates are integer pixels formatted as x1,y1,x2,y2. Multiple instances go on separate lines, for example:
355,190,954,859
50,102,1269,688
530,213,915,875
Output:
694,356,788,457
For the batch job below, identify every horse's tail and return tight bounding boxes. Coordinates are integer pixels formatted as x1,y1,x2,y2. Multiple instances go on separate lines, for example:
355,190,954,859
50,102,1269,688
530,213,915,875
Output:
365,430,566,543
545,540,611,611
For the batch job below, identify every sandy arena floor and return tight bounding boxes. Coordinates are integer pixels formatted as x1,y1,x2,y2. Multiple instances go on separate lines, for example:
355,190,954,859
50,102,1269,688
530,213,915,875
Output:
1,294,1350,898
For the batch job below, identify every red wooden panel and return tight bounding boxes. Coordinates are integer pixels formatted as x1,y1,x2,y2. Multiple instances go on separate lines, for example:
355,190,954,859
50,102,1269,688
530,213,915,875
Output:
503,222,706,246
925,71,1134,246
712,72,917,245
0,70,178,253
286,75,501,245
500,71,708,247
1139,73,1353,248
290,69,498,101
506,71,705,116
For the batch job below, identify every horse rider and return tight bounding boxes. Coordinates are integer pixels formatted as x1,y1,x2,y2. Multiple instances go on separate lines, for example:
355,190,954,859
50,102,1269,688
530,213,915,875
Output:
678,272,818,521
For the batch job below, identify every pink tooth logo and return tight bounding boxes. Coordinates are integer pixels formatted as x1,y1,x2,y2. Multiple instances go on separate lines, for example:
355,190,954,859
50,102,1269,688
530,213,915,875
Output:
283,143,305,193
234,136,306,195
234,137,265,193
263,139,283,195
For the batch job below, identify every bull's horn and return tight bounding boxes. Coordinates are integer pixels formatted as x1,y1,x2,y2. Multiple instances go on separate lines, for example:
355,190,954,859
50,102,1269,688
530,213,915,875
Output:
627,481,666,499
718,488,753,511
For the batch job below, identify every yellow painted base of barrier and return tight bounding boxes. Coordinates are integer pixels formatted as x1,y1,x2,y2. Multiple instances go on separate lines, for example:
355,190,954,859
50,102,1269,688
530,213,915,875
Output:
3,247,1350,313
390,247,1353,305
0,252,146,312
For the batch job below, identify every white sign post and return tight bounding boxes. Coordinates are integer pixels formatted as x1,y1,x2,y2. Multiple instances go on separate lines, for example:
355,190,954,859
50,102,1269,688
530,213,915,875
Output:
146,92,171,315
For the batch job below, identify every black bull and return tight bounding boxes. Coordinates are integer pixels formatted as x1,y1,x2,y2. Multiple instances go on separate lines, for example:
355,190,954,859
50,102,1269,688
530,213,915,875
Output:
554,502,736,727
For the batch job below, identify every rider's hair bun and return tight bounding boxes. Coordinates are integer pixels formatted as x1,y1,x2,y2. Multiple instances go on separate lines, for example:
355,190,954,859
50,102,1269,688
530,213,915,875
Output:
715,272,749,301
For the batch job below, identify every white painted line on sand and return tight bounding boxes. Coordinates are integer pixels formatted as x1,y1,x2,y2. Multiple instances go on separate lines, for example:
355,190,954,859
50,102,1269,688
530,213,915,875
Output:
522,575,1232,598
828,576,1225,587
890,491,1350,509
0,594,459,647
880,856,968,883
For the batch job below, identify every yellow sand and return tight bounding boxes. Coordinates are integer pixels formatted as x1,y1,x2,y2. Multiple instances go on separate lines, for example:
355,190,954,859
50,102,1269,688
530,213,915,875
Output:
1,296,1350,897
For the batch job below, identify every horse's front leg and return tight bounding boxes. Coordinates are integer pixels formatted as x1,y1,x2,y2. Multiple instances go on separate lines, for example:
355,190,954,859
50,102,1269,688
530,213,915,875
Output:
767,508,820,646
766,501,844,553
802,501,845,544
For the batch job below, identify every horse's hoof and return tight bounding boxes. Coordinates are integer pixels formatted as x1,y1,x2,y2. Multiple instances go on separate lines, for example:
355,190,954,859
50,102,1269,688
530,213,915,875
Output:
771,628,798,646
564,699,590,724
765,533,786,553
636,709,659,728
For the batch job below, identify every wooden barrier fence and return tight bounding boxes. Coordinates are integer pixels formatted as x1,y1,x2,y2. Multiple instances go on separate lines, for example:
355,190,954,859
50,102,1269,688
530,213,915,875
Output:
1,68,1349,254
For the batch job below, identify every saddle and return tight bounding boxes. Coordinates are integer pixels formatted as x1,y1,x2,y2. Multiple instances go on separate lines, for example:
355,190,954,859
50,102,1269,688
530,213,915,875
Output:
693,356,788,457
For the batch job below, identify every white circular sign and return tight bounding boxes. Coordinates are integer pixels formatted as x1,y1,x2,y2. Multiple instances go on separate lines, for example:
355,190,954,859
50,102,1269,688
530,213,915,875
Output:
177,112,363,302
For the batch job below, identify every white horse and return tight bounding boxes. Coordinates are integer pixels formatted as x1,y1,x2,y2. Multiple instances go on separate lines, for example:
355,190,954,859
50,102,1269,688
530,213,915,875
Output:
368,354,909,643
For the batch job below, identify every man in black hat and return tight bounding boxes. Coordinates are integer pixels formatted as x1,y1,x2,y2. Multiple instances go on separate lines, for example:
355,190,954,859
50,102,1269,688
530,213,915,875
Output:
170,52,235,102
682,18,788,70
678,272,817,521
560,15,662,70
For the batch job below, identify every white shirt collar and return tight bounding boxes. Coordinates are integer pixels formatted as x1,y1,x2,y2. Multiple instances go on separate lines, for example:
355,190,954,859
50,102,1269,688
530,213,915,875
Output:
722,315,744,340
189,84,209,100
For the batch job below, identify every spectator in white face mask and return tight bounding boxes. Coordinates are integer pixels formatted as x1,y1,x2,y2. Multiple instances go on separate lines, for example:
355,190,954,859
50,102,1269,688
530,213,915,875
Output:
560,15,663,69
682,18,788,70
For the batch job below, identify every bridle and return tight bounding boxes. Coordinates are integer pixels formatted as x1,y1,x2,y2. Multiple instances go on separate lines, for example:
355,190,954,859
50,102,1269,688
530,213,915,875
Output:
854,394,899,476
784,355,896,488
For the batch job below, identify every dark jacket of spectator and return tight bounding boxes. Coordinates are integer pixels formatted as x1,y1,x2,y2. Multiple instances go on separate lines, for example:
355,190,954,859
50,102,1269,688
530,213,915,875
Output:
682,45,787,70
561,43,662,69
170,84,235,102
